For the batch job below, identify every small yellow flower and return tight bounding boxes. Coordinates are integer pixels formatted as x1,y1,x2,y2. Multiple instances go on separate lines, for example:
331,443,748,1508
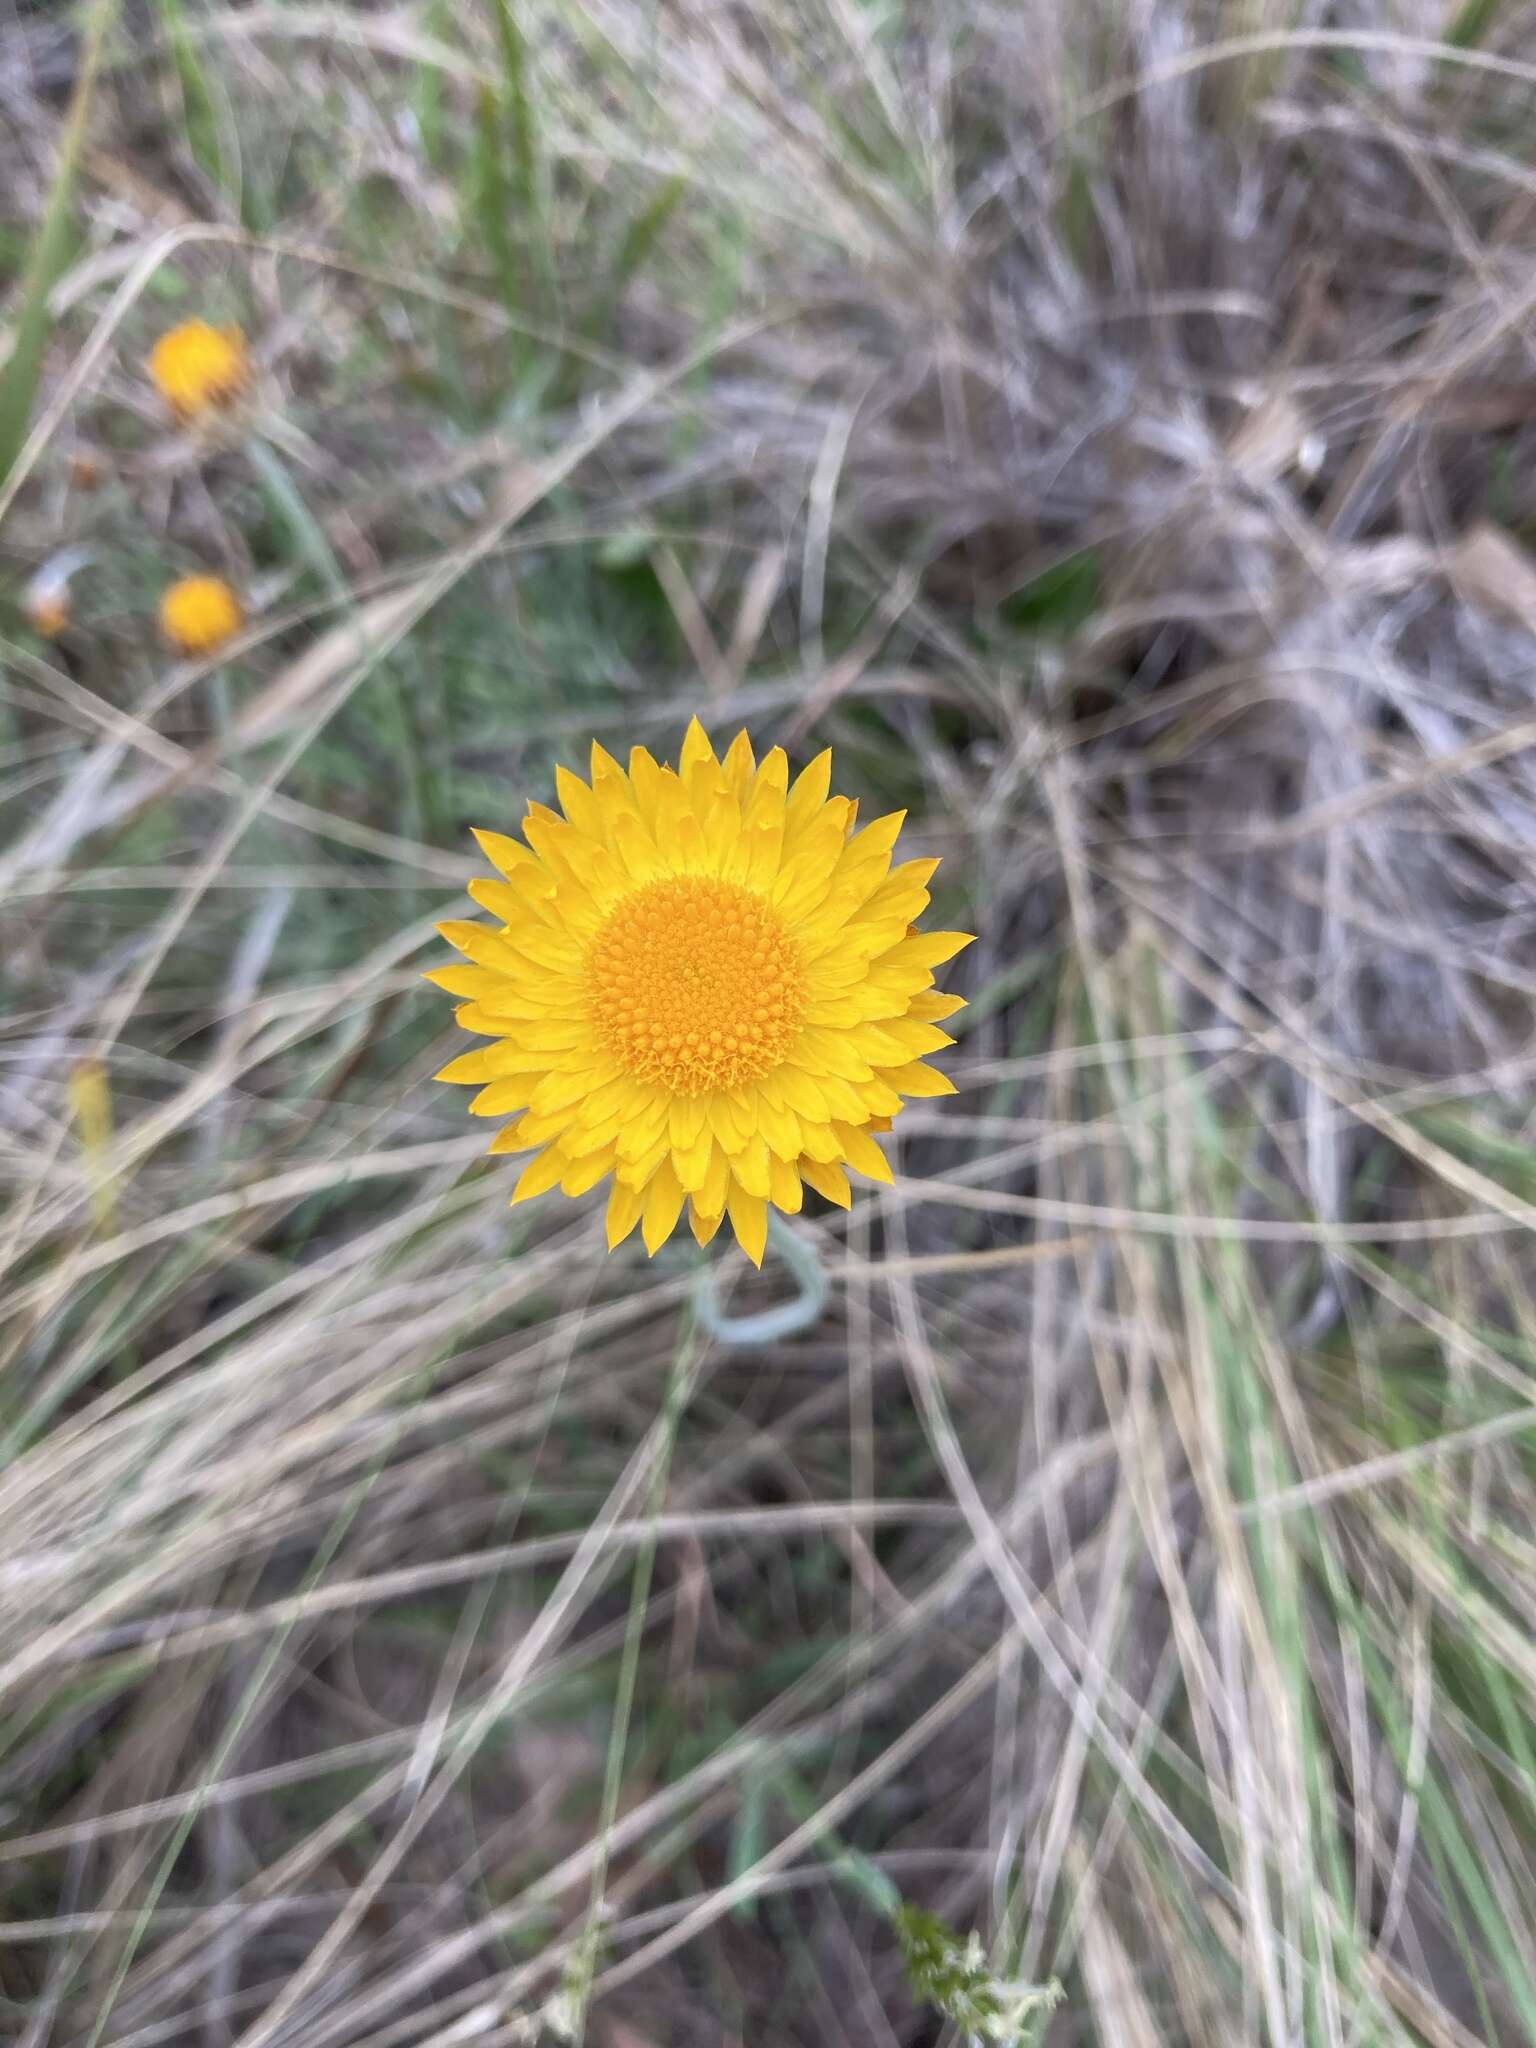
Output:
148,320,249,420
159,575,244,656
431,718,970,1265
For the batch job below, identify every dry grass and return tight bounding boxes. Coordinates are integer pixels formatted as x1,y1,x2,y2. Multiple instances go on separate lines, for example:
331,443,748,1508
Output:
4,2,1536,2043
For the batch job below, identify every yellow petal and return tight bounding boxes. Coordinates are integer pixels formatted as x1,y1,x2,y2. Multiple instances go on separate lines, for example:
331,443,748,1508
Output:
721,729,755,795
856,1078,904,1117
512,1147,567,1203
674,1123,715,1192
768,1153,803,1213
606,1180,644,1248
889,930,974,971
679,714,718,774
708,1092,746,1152
792,1028,874,1083
738,816,785,892
669,1095,708,1149
470,1081,532,1116
733,1134,772,1199
423,965,502,998
590,739,625,785
471,827,536,878
466,876,526,925
726,1182,768,1266
436,918,507,964
628,746,663,822
616,1101,670,1161
700,1141,731,1217
506,1108,567,1149
857,857,939,920
435,1045,539,1084
865,1017,954,1058
834,1120,892,1184
560,1146,614,1196
845,810,906,866
617,1133,673,1187
690,1201,725,1247
641,1160,686,1253
785,748,832,831
522,812,593,890
798,1120,843,1163
773,1069,831,1121
884,1060,958,1098
554,762,603,837
610,808,664,884
752,1094,802,1162
799,1157,851,1208
752,745,788,801
910,990,967,1022
529,1065,608,1116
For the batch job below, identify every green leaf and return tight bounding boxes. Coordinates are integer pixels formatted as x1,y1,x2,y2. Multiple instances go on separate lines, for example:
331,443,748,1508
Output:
1445,0,1505,47
155,0,228,197
894,1906,1063,2045
998,548,1101,637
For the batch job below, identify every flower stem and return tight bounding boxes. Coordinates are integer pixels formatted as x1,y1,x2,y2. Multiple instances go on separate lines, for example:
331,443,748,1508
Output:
694,1210,829,1347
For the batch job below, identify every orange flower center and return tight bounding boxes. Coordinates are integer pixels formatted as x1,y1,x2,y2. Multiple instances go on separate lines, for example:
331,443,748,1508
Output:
587,878,805,1096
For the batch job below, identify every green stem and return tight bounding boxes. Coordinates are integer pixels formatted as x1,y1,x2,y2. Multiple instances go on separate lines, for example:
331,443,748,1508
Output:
0,0,117,488
244,431,348,601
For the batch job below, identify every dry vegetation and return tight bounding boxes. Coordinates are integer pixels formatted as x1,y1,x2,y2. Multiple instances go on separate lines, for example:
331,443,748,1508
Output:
5,2,1536,2043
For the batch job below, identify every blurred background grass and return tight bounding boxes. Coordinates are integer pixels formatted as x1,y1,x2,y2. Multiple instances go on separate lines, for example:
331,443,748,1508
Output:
5,2,1536,2043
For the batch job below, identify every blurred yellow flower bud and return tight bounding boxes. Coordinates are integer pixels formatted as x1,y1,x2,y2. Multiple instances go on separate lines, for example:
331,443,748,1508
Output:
148,320,249,420
159,574,244,656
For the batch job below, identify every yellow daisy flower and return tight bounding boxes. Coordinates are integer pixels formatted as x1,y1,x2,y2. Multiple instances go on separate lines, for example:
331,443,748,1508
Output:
148,320,249,420
430,719,970,1266
158,574,244,656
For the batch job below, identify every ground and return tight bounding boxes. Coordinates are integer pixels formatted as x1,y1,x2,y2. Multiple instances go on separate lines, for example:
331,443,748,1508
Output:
3,4,1536,2044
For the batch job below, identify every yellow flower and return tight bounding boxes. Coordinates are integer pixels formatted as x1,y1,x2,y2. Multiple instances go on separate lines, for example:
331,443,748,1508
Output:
148,320,249,420
430,718,970,1265
158,575,244,656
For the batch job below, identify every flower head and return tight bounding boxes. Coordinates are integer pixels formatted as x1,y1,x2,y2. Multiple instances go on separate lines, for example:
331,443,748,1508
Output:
24,546,91,639
27,589,69,638
159,574,244,656
148,320,249,420
431,719,970,1265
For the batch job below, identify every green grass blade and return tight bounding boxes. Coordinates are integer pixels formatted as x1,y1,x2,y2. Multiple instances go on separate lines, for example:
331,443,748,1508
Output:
471,80,522,330
0,0,116,489
1445,0,1506,48
417,0,450,168
490,0,537,220
153,0,227,198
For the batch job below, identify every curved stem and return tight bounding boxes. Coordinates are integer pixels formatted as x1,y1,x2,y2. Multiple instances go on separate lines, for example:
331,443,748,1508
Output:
693,1210,829,1348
